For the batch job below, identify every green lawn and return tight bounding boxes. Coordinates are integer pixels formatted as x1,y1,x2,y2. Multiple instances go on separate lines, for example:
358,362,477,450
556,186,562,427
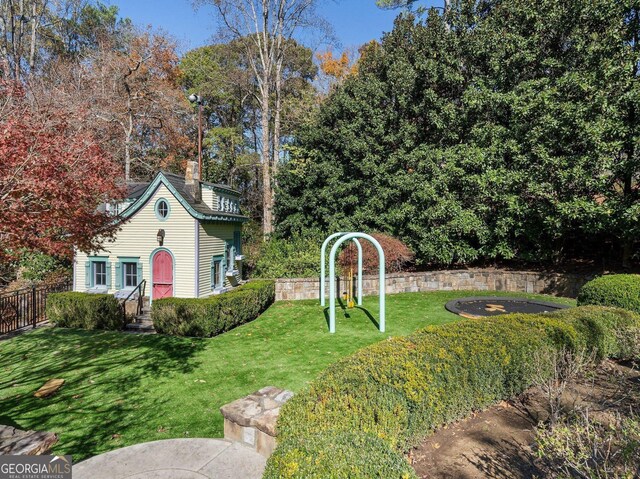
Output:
0,291,575,461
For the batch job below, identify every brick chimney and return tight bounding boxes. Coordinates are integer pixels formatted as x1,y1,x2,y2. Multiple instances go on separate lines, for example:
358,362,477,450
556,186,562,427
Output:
185,160,202,203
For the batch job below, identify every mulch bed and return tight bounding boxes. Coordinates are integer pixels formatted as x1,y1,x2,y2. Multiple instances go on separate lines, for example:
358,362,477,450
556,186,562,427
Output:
409,359,640,479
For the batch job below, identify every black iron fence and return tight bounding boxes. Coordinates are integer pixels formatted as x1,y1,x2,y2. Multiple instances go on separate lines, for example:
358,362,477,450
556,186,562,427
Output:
0,280,72,335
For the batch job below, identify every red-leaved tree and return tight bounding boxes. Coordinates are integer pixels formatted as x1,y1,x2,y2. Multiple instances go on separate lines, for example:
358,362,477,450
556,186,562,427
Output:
338,233,415,274
0,80,126,261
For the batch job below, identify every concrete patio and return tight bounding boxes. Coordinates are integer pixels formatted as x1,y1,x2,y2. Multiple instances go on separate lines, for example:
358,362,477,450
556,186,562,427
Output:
73,438,266,479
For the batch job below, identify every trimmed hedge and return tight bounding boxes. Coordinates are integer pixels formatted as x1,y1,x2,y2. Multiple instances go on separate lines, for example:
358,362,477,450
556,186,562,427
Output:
47,292,123,330
267,431,416,479
264,306,640,479
151,280,275,337
577,274,640,313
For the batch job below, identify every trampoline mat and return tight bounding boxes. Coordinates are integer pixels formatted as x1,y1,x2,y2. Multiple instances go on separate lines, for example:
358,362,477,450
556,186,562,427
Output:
445,296,570,318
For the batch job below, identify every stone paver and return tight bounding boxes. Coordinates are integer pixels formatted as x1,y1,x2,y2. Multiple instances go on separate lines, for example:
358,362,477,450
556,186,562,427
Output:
0,425,58,455
73,439,265,479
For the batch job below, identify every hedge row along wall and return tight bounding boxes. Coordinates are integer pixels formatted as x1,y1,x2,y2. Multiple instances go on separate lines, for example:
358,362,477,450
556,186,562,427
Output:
264,306,640,478
577,274,640,313
151,280,275,337
46,292,123,330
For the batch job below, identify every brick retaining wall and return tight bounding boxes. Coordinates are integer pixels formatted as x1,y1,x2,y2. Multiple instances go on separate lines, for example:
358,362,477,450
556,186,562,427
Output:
275,269,594,301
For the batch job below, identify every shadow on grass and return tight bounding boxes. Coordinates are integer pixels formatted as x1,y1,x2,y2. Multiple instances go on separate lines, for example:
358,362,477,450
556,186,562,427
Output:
0,328,206,461
0,416,23,429
355,307,380,330
323,299,380,331
323,307,330,330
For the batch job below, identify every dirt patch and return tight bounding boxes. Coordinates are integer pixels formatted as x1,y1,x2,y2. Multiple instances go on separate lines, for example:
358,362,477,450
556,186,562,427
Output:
410,360,640,479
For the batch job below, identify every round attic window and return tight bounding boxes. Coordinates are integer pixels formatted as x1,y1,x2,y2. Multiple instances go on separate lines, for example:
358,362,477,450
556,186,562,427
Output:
155,198,170,221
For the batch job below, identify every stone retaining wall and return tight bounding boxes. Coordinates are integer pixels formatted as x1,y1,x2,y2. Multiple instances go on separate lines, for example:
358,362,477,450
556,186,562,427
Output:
275,269,594,301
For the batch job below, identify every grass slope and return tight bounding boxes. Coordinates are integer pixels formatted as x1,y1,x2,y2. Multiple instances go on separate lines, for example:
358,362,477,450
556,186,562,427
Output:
0,291,574,461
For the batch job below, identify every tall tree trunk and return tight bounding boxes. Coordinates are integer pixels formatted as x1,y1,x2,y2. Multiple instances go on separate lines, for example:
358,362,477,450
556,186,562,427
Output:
122,61,141,182
261,80,273,237
0,1,9,77
9,0,18,79
622,168,634,268
28,1,37,73
15,0,24,79
123,89,134,182
272,58,282,189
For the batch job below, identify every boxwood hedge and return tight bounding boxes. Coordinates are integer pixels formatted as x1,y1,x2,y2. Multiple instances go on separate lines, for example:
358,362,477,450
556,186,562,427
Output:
264,306,640,479
46,292,123,330
577,274,640,313
151,280,275,337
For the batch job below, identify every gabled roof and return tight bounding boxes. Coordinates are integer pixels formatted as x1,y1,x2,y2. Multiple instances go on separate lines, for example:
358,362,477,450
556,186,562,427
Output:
120,171,248,223
126,182,149,200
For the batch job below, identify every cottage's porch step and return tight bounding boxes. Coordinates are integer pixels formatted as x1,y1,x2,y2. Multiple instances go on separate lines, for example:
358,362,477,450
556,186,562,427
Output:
125,308,155,333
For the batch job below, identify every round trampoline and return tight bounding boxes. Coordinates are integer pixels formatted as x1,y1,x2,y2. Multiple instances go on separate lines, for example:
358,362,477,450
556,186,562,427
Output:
445,296,570,319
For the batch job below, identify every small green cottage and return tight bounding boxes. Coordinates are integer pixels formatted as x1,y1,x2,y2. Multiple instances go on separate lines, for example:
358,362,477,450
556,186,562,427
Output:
73,162,248,303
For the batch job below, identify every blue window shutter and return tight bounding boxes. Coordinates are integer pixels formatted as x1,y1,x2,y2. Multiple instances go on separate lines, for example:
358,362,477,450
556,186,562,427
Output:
84,261,91,288
223,248,227,274
114,262,121,289
137,262,143,286
106,262,112,289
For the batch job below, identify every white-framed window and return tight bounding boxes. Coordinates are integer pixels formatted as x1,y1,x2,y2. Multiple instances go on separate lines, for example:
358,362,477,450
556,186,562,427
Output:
93,261,107,286
85,257,111,290
123,262,138,288
226,241,235,271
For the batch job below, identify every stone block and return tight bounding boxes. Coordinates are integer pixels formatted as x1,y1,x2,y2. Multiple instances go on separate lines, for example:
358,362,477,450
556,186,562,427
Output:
256,429,277,458
243,426,256,446
220,386,294,459
223,418,243,442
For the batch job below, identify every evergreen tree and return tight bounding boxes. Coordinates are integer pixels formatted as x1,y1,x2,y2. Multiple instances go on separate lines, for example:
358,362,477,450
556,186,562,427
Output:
276,0,640,266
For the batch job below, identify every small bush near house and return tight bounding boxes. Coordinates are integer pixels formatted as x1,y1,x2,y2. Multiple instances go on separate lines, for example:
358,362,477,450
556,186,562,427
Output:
248,236,322,279
47,292,122,330
264,306,640,479
151,280,275,337
577,274,640,313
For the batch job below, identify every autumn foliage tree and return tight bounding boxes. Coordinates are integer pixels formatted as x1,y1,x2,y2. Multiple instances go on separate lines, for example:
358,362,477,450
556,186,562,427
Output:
0,81,125,261
338,233,414,273
316,49,357,90
87,30,194,181
33,26,195,182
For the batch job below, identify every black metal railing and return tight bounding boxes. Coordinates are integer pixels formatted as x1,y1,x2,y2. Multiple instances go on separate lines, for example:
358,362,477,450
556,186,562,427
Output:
121,279,146,323
0,280,72,335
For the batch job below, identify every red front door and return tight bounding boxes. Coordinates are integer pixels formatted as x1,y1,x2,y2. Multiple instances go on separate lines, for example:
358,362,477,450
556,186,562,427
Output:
153,250,173,299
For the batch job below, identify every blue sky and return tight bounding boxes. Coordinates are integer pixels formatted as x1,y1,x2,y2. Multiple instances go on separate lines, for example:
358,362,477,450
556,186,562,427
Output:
106,0,441,54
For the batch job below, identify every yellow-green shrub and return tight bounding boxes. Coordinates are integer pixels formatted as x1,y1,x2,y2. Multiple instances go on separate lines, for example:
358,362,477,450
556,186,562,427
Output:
264,306,640,479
